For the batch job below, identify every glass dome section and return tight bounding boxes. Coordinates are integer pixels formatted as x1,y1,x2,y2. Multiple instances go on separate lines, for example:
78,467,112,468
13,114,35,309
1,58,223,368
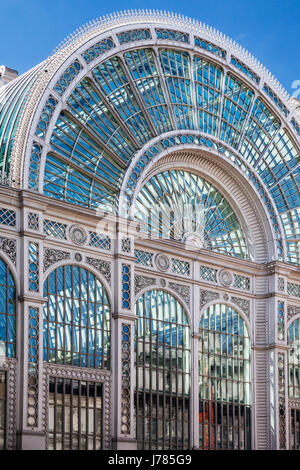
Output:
134,169,248,259
0,11,299,264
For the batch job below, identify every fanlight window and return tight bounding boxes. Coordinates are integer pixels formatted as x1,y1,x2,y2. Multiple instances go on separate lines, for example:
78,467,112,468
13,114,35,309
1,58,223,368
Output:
199,304,251,449
135,290,191,450
0,258,16,358
43,265,110,369
135,169,248,259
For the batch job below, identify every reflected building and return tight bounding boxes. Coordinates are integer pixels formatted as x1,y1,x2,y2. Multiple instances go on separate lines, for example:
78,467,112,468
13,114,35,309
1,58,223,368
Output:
0,10,299,450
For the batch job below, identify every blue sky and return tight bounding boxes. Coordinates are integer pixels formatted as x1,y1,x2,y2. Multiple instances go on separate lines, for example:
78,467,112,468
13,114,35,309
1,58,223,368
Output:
0,0,299,95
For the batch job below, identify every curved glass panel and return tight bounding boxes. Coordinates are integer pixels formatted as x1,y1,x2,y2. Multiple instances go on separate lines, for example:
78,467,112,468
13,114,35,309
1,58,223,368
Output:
0,41,298,263
0,258,16,358
43,265,110,369
0,64,43,176
135,289,191,450
199,304,251,449
288,318,300,398
135,169,248,259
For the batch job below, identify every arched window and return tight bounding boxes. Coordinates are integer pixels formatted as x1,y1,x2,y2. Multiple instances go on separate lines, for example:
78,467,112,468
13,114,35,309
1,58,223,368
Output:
135,170,248,260
0,258,16,358
43,265,110,369
135,290,191,450
199,304,251,449
288,318,300,450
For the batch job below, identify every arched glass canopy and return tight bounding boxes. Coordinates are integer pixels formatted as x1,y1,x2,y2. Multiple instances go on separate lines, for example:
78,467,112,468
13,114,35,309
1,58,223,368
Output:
0,11,299,263
135,169,248,259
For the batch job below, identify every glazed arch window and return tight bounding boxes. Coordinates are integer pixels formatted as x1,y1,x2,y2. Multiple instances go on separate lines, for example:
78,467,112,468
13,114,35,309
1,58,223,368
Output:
135,289,191,450
135,169,249,260
199,304,251,449
43,265,110,369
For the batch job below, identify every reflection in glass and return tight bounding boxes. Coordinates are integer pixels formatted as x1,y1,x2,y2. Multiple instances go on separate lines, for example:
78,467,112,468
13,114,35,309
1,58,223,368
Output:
135,169,248,260
43,265,110,369
0,258,16,358
199,304,251,449
135,290,190,449
48,377,102,450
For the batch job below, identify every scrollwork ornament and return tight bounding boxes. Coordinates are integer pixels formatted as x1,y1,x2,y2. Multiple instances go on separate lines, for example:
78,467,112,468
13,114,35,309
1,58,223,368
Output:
86,257,111,285
169,282,190,306
0,237,16,265
231,296,250,319
200,289,220,309
287,305,300,322
43,248,71,272
134,275,156,294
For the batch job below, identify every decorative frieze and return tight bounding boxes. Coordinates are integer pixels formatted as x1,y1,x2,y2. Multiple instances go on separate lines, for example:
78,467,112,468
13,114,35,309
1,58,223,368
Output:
27,307,39,428
82,36,115,64
200,289,220,309
0,237,16,265
278,353,287,449
121,324,131,435
43,364,111,449
0,360,17,450
231,296,250,319
117,28,151,44
86,257,111,285
287,305,300,322
43,248,71,272
169,282,190,306
134,275,156,295
53,59,82,95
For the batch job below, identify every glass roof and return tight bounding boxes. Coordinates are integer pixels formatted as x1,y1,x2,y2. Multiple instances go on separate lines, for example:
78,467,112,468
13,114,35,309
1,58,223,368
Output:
134,169,248,260
0,34,299,263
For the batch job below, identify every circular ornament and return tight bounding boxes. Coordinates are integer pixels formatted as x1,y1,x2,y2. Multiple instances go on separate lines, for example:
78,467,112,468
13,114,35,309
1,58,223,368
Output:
69,225,87,246
75,253,82,262
160,278,166,287
219,270,233,287
155,254,170,272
